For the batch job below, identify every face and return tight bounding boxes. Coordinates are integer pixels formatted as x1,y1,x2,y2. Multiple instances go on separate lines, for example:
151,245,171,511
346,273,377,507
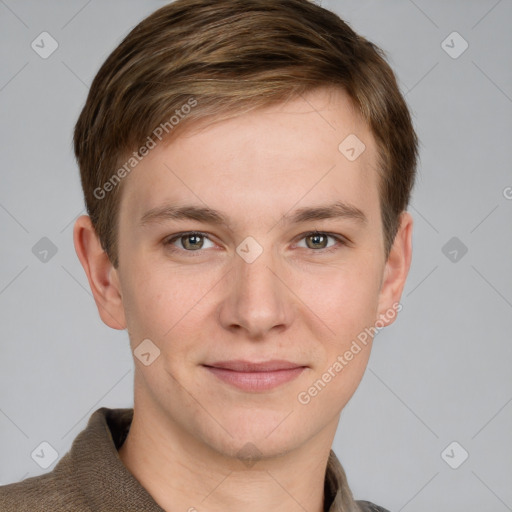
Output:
98,87,410,460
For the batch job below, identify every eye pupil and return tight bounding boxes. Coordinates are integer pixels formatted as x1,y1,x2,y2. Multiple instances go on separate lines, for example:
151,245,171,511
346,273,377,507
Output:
306,233,327,249
183,234,203,250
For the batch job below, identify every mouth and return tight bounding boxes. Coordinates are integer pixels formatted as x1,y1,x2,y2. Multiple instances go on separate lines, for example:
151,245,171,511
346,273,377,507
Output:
202,360,307,392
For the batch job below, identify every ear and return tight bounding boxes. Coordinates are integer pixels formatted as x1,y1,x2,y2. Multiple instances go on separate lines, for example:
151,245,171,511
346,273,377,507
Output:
376,211,413,326
73,215,126,330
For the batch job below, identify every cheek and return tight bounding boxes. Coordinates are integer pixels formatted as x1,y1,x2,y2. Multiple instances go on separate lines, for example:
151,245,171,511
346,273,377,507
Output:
312,261,381,405
296,266,379,414
120,262,218,350
297,345,371,421
302,258,382,341
118,264,172,343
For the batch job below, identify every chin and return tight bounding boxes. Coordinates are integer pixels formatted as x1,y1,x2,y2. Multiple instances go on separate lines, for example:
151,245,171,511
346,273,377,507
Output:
194,411,310,463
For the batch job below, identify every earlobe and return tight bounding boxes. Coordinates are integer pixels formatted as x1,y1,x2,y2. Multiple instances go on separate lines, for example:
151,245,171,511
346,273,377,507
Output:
73,215,126,330
376,211,413,326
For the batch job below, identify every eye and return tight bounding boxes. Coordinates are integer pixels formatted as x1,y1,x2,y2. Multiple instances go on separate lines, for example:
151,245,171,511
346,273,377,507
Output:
164,231,215,252
163,230,348,256
295,231,346,253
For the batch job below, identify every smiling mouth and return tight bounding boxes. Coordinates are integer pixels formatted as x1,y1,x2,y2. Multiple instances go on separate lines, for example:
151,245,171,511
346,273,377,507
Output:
202,360,307,392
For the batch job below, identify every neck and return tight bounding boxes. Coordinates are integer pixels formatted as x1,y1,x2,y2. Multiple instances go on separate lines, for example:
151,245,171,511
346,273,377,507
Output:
118,398,339,512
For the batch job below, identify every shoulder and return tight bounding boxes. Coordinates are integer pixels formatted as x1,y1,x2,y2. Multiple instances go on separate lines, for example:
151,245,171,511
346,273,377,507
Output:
0,468,89,512
355,500,391,512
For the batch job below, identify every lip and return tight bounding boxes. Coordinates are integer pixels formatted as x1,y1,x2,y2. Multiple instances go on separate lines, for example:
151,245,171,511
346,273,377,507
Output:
203,360,307,392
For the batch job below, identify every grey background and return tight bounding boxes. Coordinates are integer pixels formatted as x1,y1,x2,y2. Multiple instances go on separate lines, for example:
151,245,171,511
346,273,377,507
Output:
0,0,511,510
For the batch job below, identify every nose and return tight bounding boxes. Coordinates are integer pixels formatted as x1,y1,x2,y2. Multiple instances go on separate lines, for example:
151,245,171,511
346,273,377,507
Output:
217,246,294,340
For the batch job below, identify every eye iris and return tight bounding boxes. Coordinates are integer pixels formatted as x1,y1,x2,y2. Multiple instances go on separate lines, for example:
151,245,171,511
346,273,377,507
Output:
306,233,327,249
182,234,203,250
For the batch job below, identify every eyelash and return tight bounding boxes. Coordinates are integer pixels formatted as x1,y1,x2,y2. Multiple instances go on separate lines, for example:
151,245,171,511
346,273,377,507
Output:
163,230,348,256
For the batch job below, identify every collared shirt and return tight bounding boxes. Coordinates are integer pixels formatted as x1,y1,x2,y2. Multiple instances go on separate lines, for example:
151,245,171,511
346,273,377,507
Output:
0,408,389,512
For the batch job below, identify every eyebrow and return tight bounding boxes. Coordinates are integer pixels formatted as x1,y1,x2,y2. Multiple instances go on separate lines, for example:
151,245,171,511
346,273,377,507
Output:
139,201,367,227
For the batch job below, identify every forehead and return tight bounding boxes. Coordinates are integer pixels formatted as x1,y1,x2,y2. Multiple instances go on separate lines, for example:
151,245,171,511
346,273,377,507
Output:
119,87,380,227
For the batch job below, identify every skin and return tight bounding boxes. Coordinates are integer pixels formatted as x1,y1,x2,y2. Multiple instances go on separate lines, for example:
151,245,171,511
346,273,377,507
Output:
74,87,413,512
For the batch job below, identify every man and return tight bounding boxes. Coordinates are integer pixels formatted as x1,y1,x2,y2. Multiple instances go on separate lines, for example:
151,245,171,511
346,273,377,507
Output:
0,0,417,510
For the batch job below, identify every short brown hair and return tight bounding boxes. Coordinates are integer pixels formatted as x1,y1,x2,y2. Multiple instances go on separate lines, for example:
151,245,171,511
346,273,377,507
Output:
74,0,418,268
